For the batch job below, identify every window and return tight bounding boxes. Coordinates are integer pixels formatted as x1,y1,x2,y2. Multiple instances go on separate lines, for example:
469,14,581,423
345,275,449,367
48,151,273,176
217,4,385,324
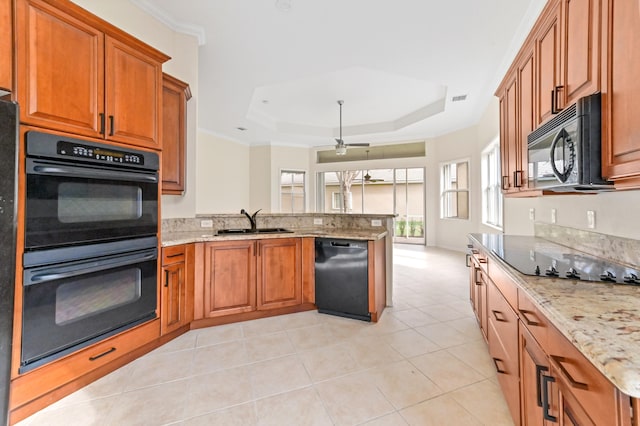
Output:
331,191,352,211
280,171,305,213
440,160,469,219
482,141,503,228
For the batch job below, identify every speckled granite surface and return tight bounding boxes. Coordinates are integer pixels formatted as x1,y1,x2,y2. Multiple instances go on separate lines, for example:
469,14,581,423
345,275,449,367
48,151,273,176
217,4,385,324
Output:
469,233,640,397
162,228,388,246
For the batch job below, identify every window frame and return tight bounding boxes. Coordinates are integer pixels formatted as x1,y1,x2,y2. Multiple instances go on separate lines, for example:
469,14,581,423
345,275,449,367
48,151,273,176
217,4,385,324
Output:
481,140,503,230
279,169,306,213
439,158,470,220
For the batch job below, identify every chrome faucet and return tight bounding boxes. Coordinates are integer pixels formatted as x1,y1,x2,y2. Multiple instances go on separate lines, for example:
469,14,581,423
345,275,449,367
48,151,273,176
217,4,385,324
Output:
240,209,261,231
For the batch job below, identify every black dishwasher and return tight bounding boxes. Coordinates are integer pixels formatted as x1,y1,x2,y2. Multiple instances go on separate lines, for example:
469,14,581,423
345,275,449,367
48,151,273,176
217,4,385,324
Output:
315,238,370,321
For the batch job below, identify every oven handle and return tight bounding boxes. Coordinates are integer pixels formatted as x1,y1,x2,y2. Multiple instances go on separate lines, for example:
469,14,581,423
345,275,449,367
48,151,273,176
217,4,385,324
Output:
24,250,157,286
27,159,158,183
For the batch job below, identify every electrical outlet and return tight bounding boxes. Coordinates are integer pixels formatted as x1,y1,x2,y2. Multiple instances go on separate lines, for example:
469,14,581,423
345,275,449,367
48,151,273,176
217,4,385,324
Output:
551,209,557,224
200,219,213,228
587,210,595,229
529,208,535,221
313,218,323,225
371,219,382,227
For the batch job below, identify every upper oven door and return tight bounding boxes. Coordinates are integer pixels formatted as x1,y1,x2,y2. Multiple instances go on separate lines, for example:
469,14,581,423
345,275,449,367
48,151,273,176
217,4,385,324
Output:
527,119,579,190
25,158,158,250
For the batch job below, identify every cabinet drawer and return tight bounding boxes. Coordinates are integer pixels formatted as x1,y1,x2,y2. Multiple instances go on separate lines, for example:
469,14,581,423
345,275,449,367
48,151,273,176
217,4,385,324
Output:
517,289,550,348
162,245,186,265
489,260,518,309
547,323,619,426
11,319,160,410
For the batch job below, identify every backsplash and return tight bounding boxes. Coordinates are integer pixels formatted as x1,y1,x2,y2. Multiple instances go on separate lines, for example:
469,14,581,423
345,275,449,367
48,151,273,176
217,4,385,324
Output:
162,213,395,234
535,223,640,267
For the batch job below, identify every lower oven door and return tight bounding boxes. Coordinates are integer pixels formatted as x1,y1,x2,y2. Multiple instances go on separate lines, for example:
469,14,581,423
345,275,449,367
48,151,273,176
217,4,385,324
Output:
21,247,158,372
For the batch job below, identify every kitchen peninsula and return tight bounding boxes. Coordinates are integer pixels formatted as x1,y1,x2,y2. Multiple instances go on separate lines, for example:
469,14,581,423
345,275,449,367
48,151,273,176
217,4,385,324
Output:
161,213,394,329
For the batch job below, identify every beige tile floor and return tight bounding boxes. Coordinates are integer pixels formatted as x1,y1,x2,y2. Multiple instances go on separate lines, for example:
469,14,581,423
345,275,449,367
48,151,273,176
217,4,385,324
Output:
17,245,514,426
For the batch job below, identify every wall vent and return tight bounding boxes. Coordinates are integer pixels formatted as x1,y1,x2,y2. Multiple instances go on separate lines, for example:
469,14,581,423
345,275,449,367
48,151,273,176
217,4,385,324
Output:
452,95,467,102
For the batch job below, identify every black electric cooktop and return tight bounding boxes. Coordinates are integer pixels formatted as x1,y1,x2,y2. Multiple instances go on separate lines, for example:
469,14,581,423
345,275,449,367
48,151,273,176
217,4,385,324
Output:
473,234,640,286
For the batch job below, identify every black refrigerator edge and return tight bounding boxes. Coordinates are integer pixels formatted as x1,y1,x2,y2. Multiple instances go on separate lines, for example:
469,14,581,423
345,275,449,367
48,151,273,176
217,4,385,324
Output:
0,99,18,426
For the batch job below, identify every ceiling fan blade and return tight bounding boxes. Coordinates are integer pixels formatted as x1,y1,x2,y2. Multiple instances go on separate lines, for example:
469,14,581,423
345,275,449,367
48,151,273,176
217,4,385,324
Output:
345,142,370,147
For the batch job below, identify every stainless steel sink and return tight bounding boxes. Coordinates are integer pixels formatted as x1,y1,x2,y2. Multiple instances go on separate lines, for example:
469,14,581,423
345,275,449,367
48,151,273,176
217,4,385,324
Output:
216,228,293,235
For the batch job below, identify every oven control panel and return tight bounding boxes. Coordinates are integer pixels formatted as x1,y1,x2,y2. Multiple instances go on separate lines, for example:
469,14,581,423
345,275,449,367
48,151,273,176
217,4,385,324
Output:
57,141,145,165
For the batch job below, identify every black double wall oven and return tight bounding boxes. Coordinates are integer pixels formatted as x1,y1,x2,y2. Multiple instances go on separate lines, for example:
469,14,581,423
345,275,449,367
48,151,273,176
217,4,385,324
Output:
21,131,160,373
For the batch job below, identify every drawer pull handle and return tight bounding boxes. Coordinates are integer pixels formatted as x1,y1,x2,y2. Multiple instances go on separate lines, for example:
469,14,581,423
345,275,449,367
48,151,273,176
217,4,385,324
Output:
535,364,549,407
492,357,507,374
466,254,471,267
478,258,487,264
89,347,116,361
492,310,507,322
550,355,589,390
519,309,540,326
541,374,558,422
502,175,509,190
166,252,183,258
164,270,170,287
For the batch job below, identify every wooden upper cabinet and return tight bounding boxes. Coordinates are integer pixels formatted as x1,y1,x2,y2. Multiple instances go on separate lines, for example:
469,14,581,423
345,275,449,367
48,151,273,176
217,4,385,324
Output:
561,0,600,107
162,73,191,195
16,0,104,136
256,238,302,310
498,72,520,193
0,0,13,93
105,37,161,148
518,46,535,180
535,1,562,126
15,0,169,149
601,0,640,185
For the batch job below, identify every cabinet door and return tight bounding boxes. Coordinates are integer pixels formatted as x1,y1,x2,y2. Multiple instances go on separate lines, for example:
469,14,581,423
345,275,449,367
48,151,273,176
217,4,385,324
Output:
561,0,600,107
535,2,562,125
601,0,640,183
487,282,520,424
162,73,191,195
16,0,104,137
0,0,12,93
105,36,161,149
161,262,186,335
517,47,535,188
257,238,302,310
520,324,556,425
499,74,519,193
203,241,256,317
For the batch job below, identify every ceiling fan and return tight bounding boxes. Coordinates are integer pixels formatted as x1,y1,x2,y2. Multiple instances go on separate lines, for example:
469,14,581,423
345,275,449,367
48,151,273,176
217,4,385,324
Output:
335,100,369,155
363,150,383,183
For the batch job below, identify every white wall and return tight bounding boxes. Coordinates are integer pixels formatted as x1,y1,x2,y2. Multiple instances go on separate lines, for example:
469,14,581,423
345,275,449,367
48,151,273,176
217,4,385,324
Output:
195,131,250,213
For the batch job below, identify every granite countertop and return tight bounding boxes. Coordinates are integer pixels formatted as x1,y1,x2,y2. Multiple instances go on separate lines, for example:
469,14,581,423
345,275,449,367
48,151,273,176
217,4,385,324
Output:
162,228,388,247
469,233,640,398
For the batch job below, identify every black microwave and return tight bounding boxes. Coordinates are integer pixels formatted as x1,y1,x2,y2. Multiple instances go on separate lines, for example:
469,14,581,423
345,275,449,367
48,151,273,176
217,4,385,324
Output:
527,93,612,191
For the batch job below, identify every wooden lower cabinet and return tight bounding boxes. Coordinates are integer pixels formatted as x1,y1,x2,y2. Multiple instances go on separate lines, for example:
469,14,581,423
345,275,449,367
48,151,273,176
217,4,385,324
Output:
256,238,302,310
0,0,12,93
198,237,304,319
487,281,520,423
470,237,636,426
10,319,160,424
201,239,257,318
160,244,194,335
520,323,554,425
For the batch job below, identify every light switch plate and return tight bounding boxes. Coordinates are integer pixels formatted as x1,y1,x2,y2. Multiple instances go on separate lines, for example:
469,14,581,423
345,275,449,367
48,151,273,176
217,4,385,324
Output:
371,219,382,227
551,209,557,224
313,218,323,225
587,210,595,229
529,208,535,221
200,219,213,228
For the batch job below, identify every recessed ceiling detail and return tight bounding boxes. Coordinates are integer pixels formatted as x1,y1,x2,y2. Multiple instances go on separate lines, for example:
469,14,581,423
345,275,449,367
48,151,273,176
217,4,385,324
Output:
246,67,447,138
134,0,549,147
